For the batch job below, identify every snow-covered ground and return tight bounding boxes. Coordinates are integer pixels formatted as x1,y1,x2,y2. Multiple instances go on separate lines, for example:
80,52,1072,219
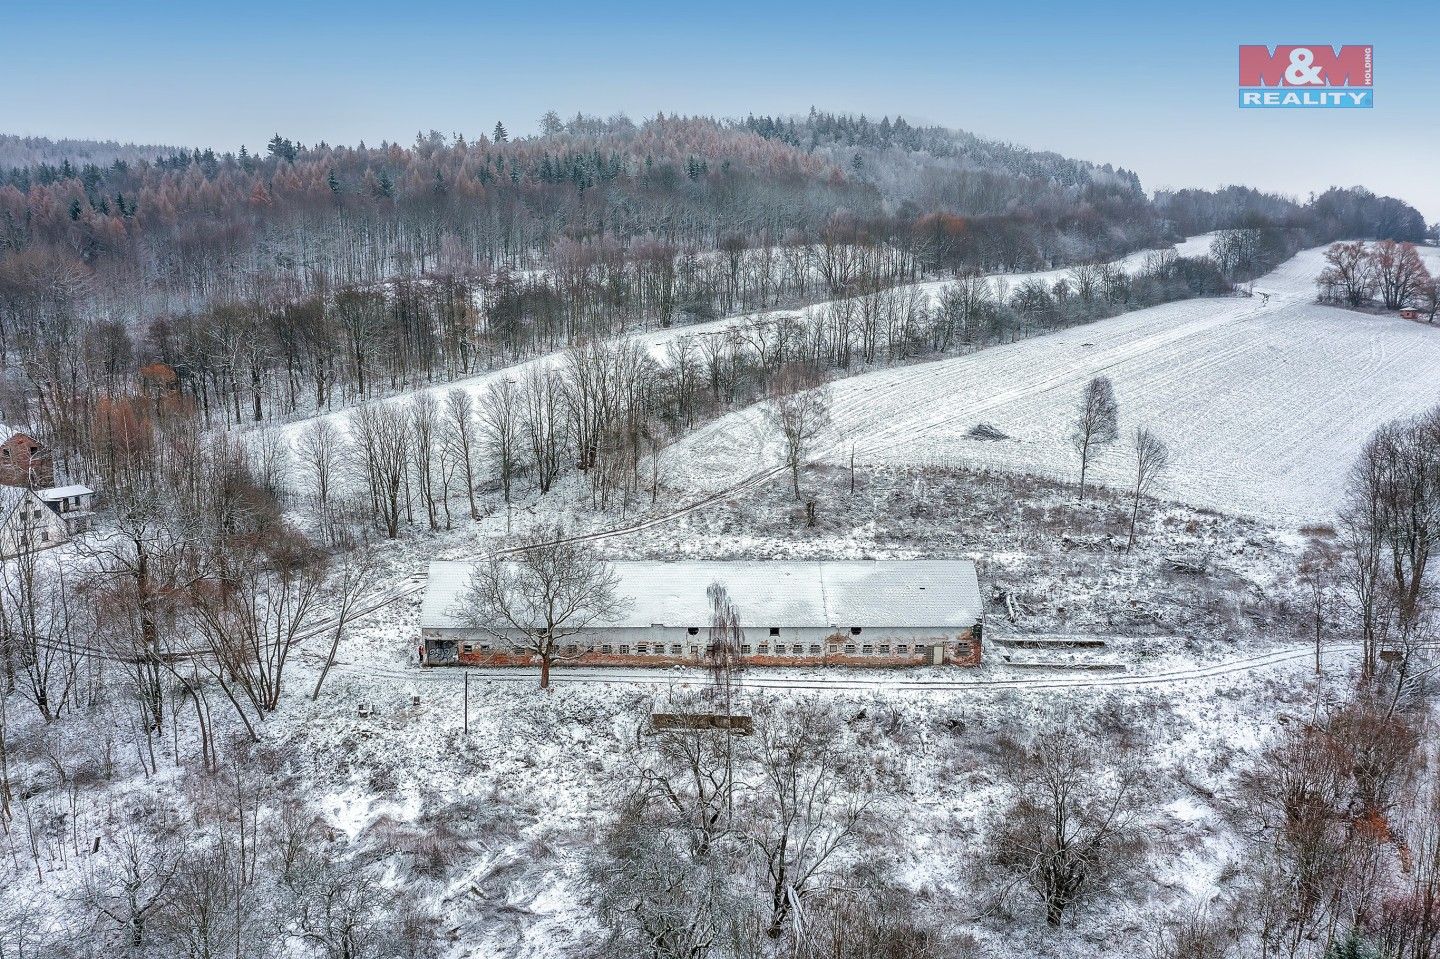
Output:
267,234,1221,453
664,243,1440,525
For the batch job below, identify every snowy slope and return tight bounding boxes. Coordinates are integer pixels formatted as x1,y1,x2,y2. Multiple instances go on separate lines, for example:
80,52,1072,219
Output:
664,244,1440,525
266,234,1221,453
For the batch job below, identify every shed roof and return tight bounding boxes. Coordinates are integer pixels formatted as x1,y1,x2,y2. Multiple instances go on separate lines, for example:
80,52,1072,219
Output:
37,485,94,501
421,559,983,631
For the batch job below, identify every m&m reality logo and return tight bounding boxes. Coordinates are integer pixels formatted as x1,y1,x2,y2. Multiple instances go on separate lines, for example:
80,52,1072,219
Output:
1238,45,1373,108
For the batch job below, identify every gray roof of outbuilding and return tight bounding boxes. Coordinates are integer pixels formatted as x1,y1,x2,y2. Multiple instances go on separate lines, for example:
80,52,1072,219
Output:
421,559,982,631
37,485,93,501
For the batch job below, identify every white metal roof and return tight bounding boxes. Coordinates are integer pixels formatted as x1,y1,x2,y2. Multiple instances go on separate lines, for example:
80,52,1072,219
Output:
421,559,982,631
36,485,93,501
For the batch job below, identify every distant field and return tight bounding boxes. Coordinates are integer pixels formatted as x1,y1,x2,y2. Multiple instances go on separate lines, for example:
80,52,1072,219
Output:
667,244,1440,525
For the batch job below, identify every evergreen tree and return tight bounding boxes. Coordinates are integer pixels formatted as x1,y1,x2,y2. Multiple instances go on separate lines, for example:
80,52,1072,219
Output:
267,133,297,162
493,121,508,143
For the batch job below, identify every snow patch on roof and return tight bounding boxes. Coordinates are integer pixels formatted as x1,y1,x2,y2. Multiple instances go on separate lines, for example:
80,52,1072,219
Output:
421,559,982,631
36,485,93,501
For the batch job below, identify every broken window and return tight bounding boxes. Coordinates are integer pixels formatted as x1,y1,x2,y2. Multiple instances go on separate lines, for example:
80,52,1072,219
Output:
844,644,856,654
741,645,751,654
879,644,891,654
768,627,780,636
670,644,682,655
601,644,613,654
808,644,821,654
862,645,873,655
619,645,630,654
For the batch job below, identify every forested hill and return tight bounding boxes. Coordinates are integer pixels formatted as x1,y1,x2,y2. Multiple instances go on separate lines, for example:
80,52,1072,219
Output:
0,113,1424,325
0,133,185,172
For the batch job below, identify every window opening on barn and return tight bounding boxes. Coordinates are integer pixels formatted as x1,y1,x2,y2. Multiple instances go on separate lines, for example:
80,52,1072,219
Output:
686,627,699,636
768,627,780,636
809,644,821,654
850,627,862,636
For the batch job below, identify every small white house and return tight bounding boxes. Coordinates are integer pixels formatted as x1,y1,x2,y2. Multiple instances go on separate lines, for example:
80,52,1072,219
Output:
420,558,985,668
36,485,96,536
0,484,96,558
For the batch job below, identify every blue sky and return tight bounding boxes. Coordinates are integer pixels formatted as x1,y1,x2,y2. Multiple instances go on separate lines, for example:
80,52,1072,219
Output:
5,0,1436,219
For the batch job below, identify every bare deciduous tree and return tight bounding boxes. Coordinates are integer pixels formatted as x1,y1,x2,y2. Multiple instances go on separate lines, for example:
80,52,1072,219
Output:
189,529,327,722
349,402,408,538
765,363,831,499
457,526,628,688
1317,241,1376,307
746,704,869,938
989,721,1146,926
1370,240,1432,311
295,417,341,510
1071,375,1119,502
1339,405,1440,674
81,810,187,949
444,387,480,519
481,378,522,503
1128,426,1170,549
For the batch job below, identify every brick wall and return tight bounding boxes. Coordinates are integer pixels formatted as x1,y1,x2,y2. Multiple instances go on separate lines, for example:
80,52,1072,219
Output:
441,628,981,669
0,434,54,488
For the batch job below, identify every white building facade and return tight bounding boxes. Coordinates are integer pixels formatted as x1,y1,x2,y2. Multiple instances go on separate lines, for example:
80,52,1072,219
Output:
0,484,96,558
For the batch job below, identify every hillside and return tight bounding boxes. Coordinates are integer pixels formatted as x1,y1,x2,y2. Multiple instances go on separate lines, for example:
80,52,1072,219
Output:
663,244,1440,523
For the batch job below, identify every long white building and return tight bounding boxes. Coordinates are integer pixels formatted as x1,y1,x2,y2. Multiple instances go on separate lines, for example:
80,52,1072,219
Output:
420,558,984,668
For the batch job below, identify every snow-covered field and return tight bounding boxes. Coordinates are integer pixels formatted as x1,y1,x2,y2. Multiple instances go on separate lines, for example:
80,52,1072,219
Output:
665,244,1440,524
